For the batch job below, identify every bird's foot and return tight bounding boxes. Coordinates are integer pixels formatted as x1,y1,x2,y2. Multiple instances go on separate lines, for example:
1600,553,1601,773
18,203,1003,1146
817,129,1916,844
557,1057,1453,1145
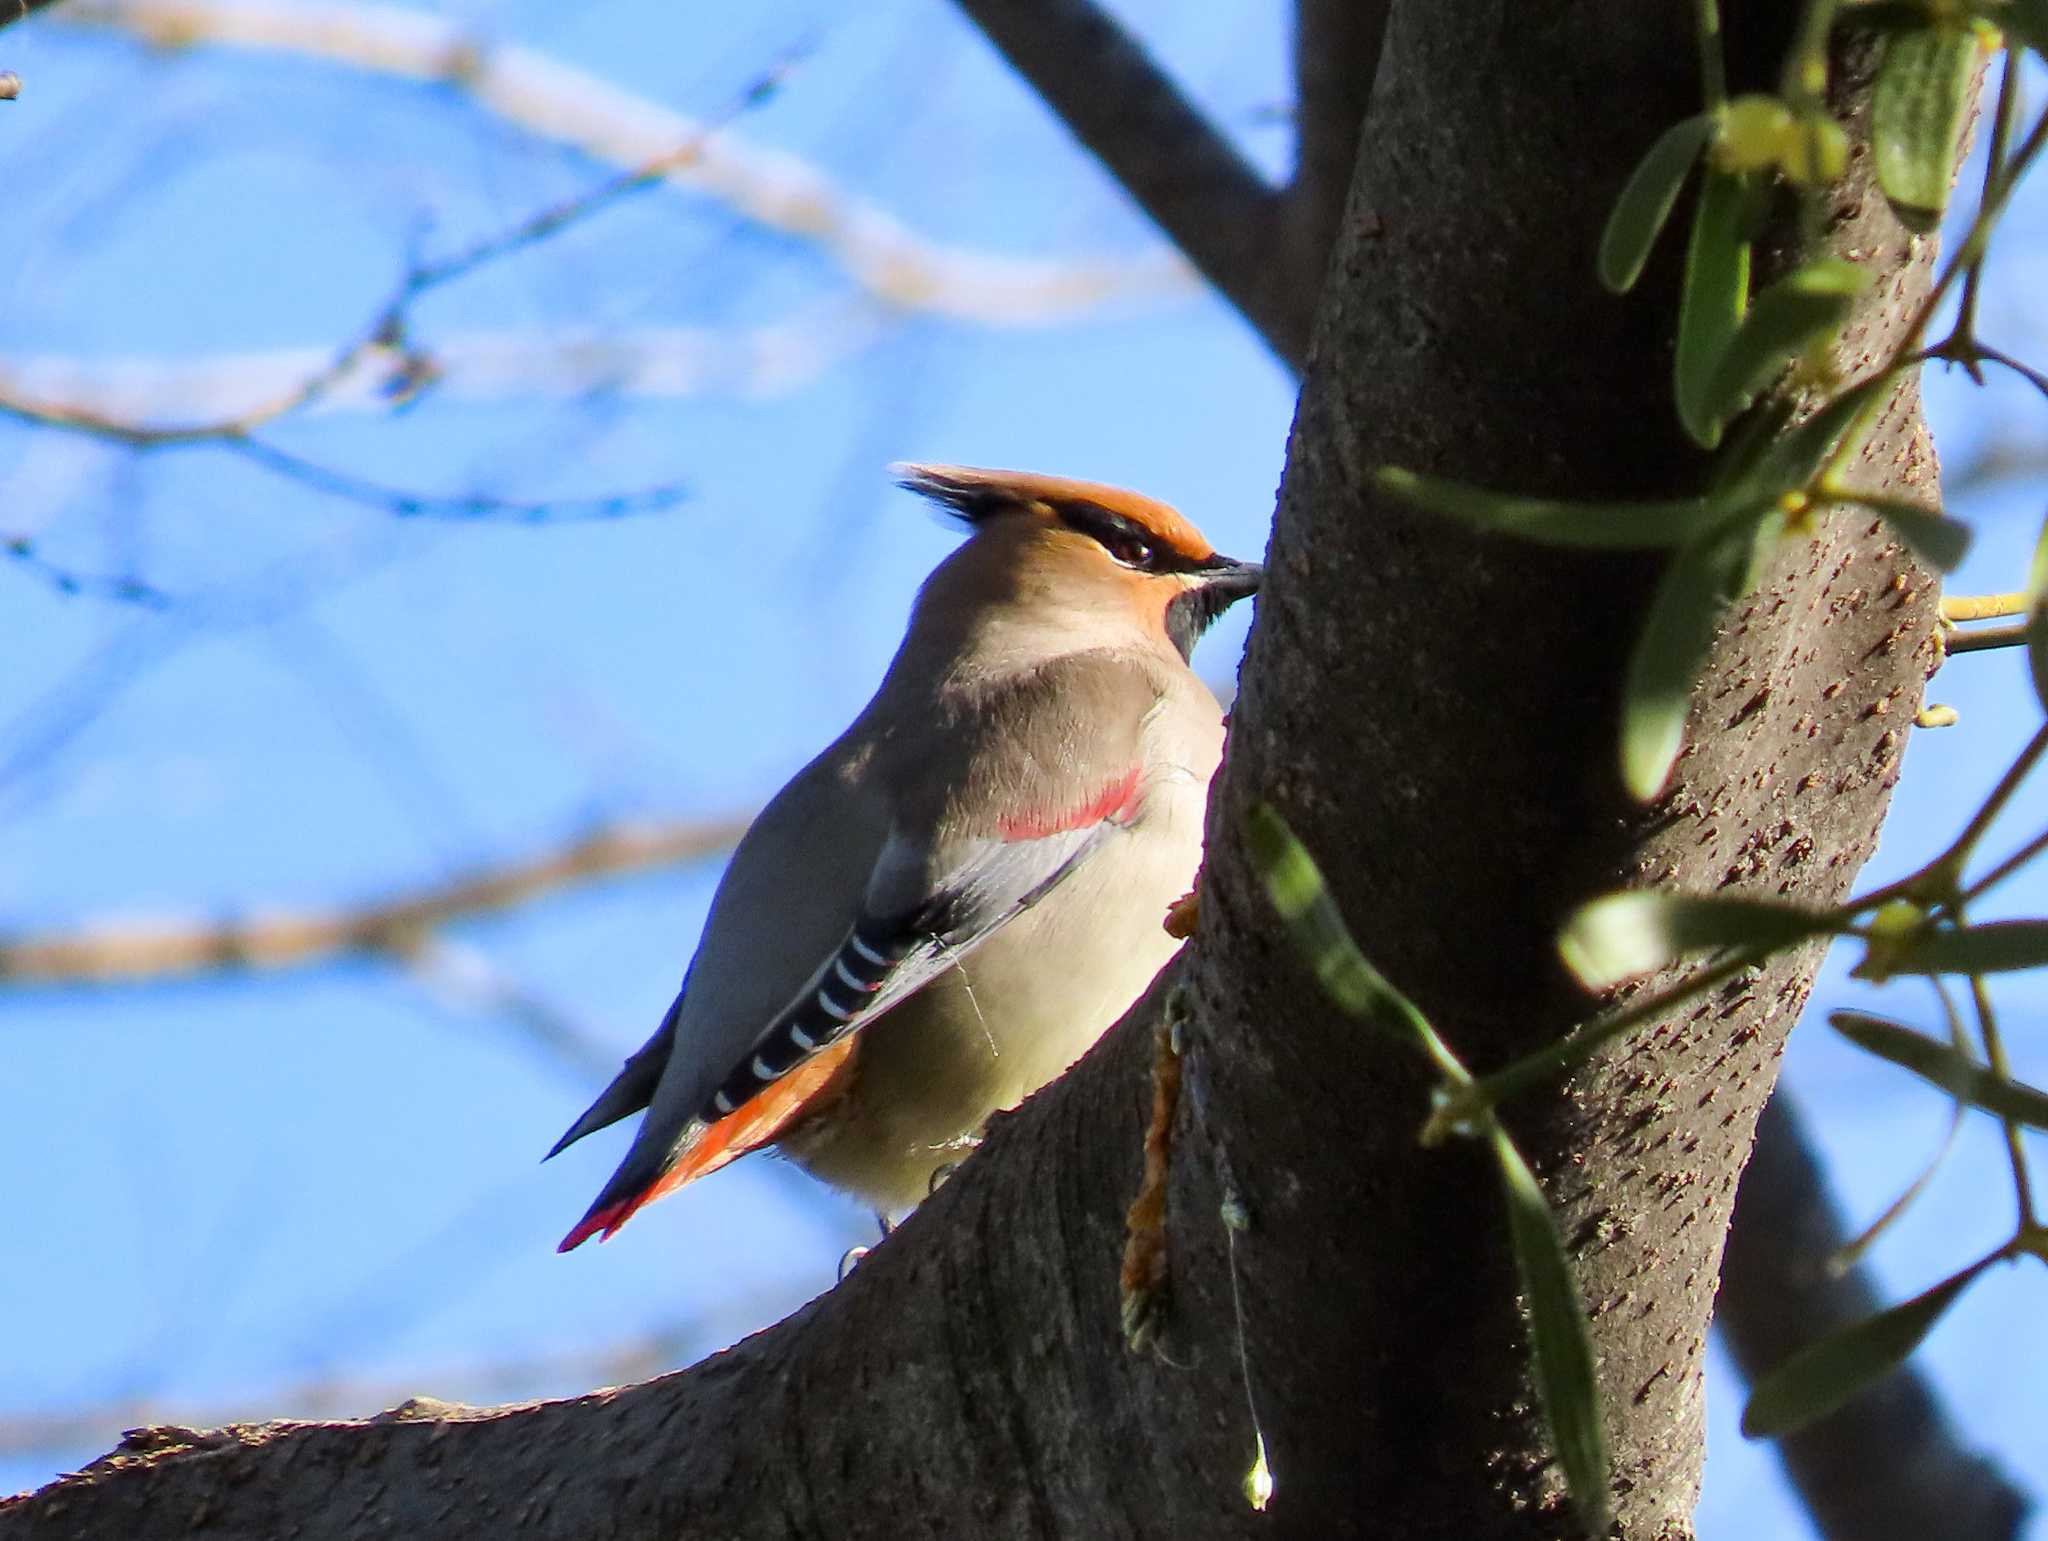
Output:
837,1211,895,1281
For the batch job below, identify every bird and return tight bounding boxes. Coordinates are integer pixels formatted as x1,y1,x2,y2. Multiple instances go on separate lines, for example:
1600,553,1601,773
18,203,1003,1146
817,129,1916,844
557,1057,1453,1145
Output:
548,463,1261,1250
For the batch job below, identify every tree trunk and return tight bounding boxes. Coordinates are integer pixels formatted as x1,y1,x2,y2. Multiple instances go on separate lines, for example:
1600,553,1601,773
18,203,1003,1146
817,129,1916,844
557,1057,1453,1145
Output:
0,5,1944,1538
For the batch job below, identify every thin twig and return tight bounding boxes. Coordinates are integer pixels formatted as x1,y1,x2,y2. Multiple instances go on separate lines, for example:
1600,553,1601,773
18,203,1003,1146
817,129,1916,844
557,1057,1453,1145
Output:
0,308,896,422
4,535,171,608
0,44,806,450
399,936,620,1082
1943,622,2029,654
0,815,750,986
227,438,691,524
1959,825,2048,905
1940,592,2028,623
57,0,1195,325
1959,927,2039,1227
1948,50,2021,374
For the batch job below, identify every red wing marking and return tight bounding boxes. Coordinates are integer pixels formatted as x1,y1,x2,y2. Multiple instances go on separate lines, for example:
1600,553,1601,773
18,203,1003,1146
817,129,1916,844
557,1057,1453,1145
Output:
995,765,1143,841
557,1037,856,1251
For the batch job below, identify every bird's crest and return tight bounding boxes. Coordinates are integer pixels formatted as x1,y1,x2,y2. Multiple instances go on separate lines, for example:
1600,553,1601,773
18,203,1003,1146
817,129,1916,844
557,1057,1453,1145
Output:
892,462,1217,570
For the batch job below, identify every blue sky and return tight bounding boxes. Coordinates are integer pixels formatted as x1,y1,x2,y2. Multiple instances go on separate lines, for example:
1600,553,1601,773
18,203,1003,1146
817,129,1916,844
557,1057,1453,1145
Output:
0,4,2042,1535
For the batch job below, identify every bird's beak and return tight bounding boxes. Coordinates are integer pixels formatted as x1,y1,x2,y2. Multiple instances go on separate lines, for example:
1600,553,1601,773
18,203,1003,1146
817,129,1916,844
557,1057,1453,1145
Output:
1163,555,1261,662
1197,556,1262,605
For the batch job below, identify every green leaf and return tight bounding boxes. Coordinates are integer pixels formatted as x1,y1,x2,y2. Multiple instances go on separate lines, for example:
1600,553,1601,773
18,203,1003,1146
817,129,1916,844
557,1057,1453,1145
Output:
1856,918,2048,977
1599,114,1715,294
1873,26,1985,232
1621,521,1757,800
1559,891,1840,990
1831,1103,1963,1270
1742,1256,1992,1436
1833,1009,2048,1127
1491,1128,1612,1535
1743,369,1900,496
1697,260,1869,433
1244,804,1469,1080
1833,494,1972,572
2026,509,2048,712
1706,396,1798,498
1675,170,1753,448
1373,467,1756,549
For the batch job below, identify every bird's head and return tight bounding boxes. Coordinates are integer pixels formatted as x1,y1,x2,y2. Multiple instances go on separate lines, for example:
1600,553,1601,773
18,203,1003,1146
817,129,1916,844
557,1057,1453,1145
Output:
893,463,1261,662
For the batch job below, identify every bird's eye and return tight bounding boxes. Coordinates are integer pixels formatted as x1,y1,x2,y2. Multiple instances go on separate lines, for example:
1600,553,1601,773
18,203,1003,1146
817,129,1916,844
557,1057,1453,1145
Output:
1058,502,1163,571
1103,532,1156,569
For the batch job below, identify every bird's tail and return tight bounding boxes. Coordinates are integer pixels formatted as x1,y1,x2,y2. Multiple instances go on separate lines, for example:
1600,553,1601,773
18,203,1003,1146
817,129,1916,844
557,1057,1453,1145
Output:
556,1037,857,1251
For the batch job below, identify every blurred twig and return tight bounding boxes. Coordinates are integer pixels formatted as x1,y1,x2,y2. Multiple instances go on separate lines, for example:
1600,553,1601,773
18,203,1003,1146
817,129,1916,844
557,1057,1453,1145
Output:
0,815,749,986
3,534,169,607
1720,1091,2032,1541
1946,437,2048,496
53,0,1196,325
400,936,620,1081
0,307,892,429
0,3,1193,533
0,0,63,36
0,23,819,517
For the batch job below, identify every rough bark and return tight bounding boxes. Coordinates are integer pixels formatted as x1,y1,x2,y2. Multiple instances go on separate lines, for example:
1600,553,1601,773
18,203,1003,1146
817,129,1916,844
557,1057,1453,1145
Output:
1176,7,1946,1536
1,5,1954,1539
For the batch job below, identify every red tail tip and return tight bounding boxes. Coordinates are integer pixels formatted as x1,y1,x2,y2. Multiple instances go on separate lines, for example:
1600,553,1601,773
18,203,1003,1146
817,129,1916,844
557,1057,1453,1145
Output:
557,1200,634,1253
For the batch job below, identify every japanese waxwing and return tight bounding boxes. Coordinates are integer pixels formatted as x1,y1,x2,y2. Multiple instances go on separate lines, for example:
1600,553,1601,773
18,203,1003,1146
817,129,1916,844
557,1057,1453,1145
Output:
549,464,1260,1248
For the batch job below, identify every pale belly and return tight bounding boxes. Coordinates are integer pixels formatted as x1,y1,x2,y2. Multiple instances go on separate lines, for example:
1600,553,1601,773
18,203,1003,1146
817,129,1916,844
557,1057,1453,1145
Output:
782,785,1208,1214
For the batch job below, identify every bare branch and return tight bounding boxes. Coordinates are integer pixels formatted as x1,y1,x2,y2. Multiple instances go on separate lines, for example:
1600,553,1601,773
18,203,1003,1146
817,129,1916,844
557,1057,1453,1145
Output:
0,815,748,987
0,309,903,437
0,407,692,532
56,0,1196,325
4,535,168,608
399,937,620,1082
1289,0,1389,292
0,0,63,37
3,6,1193,540
1721,1091,2032,1541
0,40,801,455
224,439,691,524
948,0,1303,367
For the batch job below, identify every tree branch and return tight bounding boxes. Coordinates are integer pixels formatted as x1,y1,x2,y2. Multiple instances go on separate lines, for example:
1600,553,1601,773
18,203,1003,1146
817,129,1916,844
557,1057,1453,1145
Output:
948,0,1304,368
54,0,1194,326
0,310,885,428
1288,0,1389,305
0,7,1967,1537
0,1326,702,1461
1,0,64,36
1720,1091,2032,1541
0,982,1256,1540
0,816,748,986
